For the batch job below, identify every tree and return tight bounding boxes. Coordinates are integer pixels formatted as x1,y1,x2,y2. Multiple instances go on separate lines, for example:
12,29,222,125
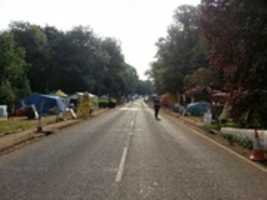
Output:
99,37,126,97
0,32,30,111
120,64,139,95
149,5,209,96
184,67,223,89
200,0,267,128
0,21,148,106
10,22,49,93
136,80,154,95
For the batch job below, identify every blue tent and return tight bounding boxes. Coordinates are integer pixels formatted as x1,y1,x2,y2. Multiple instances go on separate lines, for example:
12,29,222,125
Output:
20,94,66,115
186,101,210,116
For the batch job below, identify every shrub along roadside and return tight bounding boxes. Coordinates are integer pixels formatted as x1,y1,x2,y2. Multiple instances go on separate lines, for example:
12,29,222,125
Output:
222,134,253,150
202,123,253,150
209,117,254,150
98,98,117,108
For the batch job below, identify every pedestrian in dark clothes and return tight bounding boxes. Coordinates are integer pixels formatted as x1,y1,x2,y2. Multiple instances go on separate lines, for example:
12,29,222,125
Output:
153,96,161,120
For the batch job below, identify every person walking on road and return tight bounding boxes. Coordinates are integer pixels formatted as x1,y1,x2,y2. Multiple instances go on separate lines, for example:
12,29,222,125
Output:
153,95,161,120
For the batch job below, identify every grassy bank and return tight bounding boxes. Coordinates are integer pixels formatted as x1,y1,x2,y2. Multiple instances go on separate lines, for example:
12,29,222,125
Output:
0,116,57,136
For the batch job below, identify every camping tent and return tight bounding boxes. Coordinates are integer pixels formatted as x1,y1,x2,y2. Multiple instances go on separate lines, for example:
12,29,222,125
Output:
68,92,98,109
19,94,66,115
53,89,68,105
186,101,210,116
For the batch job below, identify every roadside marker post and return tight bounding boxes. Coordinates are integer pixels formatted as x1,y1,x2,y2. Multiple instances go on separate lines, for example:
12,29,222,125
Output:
36,101,44,133
36,116,43,133
249,129,266,161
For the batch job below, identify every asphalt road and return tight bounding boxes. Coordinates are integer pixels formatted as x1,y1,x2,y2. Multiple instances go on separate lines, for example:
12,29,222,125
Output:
0,100,267,200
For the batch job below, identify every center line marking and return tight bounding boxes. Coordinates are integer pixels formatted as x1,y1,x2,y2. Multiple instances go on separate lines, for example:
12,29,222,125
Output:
115,147,129,183
130,120,134,128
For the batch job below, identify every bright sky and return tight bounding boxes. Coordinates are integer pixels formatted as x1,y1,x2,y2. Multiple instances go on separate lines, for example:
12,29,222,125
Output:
0,0,200,79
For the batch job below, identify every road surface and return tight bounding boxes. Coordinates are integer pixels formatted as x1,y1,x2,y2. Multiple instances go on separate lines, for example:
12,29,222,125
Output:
0,100,267,200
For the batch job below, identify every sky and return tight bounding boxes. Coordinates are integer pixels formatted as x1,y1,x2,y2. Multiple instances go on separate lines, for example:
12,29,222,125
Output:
0,0,200,79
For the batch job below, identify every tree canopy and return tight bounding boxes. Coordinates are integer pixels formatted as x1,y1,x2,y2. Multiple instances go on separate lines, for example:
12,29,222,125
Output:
149,5,209,95
0,22,153,110
201,0,267,127
149,1,267,128
0,31,31,110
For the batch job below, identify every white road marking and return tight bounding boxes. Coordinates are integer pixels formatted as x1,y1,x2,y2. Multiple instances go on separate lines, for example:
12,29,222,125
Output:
119,108,139,111
115,105,138,183
130,120,135,128
115,147,129,182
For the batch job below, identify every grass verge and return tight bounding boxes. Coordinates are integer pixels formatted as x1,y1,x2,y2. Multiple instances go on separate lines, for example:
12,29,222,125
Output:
0,116,57,137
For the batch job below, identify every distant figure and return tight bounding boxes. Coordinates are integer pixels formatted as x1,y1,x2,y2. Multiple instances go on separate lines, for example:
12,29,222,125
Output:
153,96,161,120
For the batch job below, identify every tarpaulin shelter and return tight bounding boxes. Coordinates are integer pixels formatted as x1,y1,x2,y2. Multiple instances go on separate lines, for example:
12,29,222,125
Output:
19,94,66,115
53,90,68,106
186,101,210,116
68,92,99,109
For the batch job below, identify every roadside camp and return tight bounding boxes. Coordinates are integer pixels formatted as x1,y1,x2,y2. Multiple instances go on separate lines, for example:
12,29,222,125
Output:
68,92,99,111
54,90,68,98
17,94,66,116
186,101,210,117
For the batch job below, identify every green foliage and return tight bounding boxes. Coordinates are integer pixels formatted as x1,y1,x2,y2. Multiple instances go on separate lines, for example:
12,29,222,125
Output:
137,80,154,95
149,5,209,95
149,1,267,129
201,0,267,128
0,22,151,111
222,134,235,145
10,22,49,92
121,64,139,95
203,123,221,131
0,81,16,106
222,133,253,150
98,98,109,107
0,116,56,135
98,98,117,108
0,31,30,111
184,67,222,89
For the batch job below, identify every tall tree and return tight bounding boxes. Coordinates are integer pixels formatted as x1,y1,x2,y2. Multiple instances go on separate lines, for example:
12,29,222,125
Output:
150,5,209,95
10,22,49,92
0,32,30,111
1,21,149,106
200,0,267,127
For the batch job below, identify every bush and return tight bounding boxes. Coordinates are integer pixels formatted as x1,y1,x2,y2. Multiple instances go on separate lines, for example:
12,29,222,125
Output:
223,134,235,145
222,133,253,149
98,98,117,108
98,99,109,108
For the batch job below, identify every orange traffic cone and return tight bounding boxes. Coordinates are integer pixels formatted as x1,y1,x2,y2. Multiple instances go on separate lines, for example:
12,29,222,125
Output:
249,129,266,161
